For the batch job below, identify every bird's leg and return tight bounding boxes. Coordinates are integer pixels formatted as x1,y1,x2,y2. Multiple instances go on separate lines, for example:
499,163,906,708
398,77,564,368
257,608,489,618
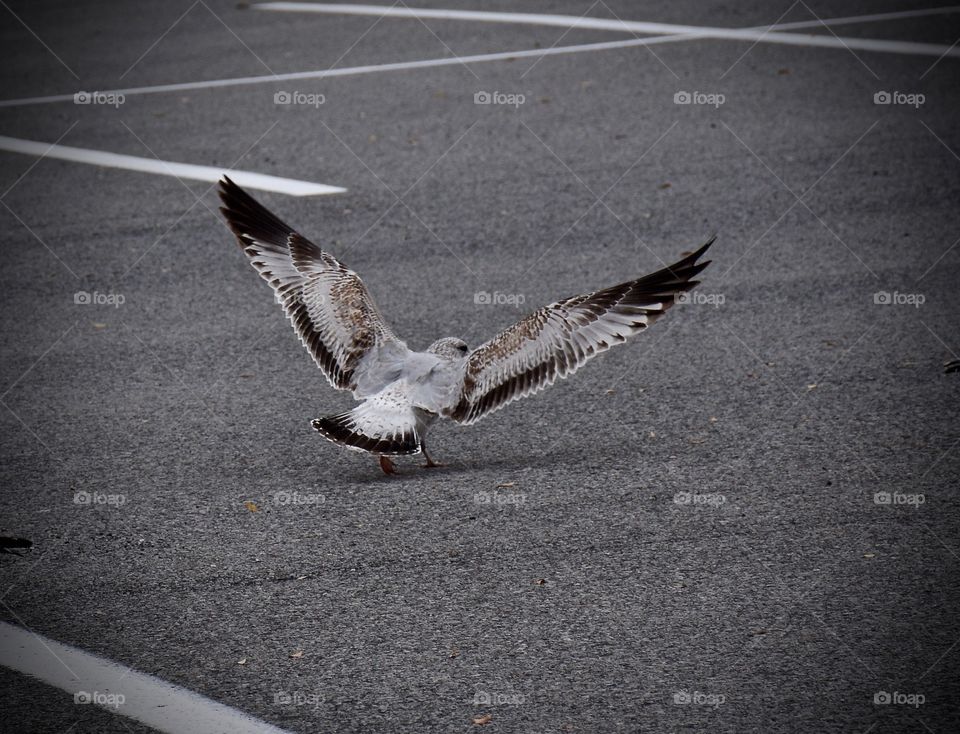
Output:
379,455,399,475
421,441,444,468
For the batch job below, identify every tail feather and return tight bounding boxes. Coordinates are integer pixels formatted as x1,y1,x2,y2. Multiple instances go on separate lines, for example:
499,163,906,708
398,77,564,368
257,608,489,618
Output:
312,390,426,456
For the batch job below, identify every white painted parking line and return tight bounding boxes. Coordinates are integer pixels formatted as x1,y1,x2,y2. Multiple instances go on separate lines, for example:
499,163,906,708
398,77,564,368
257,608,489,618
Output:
0,36,695,108
768,6,960,30
1,6,958,109
256,2,960,34
0,621,294,734
0,135,346,196
255,2,960,57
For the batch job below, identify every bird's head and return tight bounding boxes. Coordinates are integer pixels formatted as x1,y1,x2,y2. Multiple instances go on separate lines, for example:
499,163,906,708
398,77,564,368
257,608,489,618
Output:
427,337,470,359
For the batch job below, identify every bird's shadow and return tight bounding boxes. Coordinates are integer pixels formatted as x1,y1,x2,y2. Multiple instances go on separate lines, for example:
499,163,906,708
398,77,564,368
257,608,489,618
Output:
335,443,600,486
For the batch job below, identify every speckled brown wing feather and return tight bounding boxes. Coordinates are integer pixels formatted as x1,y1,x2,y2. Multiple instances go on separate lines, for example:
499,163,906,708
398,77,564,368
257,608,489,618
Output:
448,238,714,424
219,176,398,391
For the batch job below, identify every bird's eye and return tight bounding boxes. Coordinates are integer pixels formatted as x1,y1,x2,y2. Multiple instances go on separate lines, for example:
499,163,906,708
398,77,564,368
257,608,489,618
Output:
457,344,468,353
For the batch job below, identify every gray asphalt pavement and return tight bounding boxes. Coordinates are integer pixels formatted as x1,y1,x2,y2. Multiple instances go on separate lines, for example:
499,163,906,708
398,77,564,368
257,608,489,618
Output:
1,1,959,732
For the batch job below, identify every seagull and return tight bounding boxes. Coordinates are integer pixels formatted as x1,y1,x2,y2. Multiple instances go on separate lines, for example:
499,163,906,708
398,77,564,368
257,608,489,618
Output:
219,177,713,474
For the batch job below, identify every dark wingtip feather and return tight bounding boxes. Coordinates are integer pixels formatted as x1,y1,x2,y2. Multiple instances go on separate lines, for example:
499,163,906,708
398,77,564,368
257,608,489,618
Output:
677,235,716,267
627,235,716,294
218,176,297,249
217,175,242,208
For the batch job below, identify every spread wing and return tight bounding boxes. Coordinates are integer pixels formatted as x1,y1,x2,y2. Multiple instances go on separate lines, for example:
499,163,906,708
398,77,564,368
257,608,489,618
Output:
448,238,714,424
219,176,400,392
